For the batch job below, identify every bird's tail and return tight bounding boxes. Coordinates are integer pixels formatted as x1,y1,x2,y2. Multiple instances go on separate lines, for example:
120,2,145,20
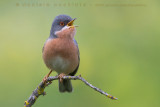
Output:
59,79,73,92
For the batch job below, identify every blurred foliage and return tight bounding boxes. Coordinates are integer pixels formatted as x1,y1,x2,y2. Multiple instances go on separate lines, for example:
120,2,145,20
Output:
0,0,160,107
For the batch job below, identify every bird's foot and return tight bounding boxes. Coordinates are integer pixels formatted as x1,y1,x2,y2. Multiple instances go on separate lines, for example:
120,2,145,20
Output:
43,76,48,83
43,70,52,83
58,73,66,83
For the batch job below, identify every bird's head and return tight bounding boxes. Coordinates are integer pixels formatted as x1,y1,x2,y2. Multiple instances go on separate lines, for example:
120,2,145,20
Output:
50,14,77,39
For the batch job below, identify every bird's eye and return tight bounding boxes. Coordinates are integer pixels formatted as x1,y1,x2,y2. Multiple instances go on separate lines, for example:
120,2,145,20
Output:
60,22,64,26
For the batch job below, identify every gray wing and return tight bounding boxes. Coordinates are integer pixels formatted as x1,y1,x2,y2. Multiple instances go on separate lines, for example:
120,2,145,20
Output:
69,39,80,76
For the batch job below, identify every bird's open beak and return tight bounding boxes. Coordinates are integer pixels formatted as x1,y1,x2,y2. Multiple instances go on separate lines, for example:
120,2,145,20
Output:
67,18,76,26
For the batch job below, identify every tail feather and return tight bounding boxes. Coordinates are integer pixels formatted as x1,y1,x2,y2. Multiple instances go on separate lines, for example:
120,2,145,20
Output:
59,79,73,92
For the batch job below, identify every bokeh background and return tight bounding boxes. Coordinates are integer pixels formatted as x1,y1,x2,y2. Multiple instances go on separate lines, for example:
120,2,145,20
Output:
0,0,160,107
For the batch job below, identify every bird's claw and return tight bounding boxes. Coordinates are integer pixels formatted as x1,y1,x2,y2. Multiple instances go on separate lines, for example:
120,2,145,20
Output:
43,75,48,83
42,70,52,83
58,73,66,83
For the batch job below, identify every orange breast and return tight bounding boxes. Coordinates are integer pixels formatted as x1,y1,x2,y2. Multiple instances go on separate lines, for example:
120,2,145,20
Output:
43,38,78,74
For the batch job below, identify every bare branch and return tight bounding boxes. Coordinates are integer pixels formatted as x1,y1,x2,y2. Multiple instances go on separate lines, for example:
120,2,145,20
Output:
24,75,117,107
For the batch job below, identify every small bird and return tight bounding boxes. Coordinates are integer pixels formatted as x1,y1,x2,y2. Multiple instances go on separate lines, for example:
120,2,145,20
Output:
42,14,80,92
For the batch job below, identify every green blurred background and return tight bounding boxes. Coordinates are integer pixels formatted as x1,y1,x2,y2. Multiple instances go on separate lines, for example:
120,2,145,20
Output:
0,0,160,107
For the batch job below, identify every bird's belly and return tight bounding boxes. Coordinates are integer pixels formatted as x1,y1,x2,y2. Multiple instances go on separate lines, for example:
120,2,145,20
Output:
48,56,70,74
43,38,78,74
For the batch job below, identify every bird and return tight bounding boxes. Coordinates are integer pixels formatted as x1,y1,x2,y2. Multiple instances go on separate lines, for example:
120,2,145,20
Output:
42,14,80,92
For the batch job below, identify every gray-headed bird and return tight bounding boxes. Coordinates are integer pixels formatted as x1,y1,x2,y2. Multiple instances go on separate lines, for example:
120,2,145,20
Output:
42,14,79,92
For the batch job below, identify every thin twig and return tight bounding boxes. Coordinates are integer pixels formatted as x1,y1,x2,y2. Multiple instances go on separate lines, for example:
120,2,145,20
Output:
24,75,117,107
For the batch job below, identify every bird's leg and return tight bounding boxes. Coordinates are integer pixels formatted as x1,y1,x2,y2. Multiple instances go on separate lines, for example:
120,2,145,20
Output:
43,70,52,83
58,73,66,83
